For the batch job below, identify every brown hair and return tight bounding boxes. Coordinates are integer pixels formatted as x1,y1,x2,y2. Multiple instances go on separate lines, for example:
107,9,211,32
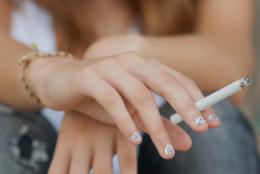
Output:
36,0,197,56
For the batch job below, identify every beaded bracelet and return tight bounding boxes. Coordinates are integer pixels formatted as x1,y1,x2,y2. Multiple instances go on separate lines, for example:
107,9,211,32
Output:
18,43,74,104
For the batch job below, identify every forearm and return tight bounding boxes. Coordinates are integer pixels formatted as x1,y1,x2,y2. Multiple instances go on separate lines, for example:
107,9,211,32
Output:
85,33,253,101
144,34,254,93
0,34,42,111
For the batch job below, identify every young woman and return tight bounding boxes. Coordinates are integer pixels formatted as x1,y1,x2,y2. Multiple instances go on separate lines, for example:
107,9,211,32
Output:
0,0,258,174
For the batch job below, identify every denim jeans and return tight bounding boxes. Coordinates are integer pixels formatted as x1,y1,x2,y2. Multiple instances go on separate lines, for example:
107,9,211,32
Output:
0,104,56,174
0,100,259,174
138,100,260,174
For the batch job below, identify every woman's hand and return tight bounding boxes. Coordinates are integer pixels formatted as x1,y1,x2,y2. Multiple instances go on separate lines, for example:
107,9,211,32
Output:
26,48,219,159
48,111,194,173
48,111,137,174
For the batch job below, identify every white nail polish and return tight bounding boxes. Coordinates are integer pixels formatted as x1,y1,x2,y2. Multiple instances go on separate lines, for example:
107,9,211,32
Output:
195,116,206,126
164,144,175,156
130,132,142,143
208,113,219,121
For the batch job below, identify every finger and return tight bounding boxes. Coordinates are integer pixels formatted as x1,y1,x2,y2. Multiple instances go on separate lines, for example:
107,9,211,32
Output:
116,132,137,174
149,59,220,128
121,57,208,132
76,99,115,125
98,60,174,159
131,112,192,152
162,118,192,151
92,134,114,174
69,145,92,174
79,69,140,145
48,137,71,174
201,108,220,128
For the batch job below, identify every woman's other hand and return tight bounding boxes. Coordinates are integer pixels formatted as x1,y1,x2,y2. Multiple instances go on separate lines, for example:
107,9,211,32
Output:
48,111,137,174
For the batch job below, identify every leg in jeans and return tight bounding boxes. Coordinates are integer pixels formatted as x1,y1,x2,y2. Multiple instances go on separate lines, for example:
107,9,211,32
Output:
0,104,57,174
138,100,260,174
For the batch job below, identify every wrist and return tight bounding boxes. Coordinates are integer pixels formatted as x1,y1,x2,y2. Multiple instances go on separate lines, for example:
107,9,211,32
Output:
123,34,150,56
84,34,151,60
25,56,77,102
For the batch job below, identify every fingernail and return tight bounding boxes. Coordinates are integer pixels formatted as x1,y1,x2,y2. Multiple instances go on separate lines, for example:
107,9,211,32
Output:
195,116,206,126
130,132,142,144
208,113,219,122
164,144,175,157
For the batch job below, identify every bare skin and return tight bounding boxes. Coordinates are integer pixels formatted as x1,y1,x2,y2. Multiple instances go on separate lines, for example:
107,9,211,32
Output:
0,0,254,173
0,0,254,110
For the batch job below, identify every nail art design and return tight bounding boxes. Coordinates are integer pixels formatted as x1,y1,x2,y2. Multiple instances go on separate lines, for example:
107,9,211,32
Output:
208,113,219,121
164,144,175,156
195,116,206,126
130,132,142,143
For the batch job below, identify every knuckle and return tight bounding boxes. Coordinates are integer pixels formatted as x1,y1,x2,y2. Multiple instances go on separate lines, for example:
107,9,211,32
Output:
160,73,175,85
100,91,119,106
99,57,117,67
133,87,152,104
180,102,197,116
158,74,177,96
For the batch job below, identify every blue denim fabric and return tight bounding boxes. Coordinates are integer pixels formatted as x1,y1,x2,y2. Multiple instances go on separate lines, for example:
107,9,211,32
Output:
0,104,56,174
138,100,260,174
1,100,259,174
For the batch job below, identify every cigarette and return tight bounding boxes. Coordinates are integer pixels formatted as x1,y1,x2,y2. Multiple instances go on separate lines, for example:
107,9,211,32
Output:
170,76,253,124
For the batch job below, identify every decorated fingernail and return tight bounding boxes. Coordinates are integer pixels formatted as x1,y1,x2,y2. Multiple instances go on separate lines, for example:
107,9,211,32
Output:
130,132,142,144
208,113,219,122
164,144,175,157
195,116,206,126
